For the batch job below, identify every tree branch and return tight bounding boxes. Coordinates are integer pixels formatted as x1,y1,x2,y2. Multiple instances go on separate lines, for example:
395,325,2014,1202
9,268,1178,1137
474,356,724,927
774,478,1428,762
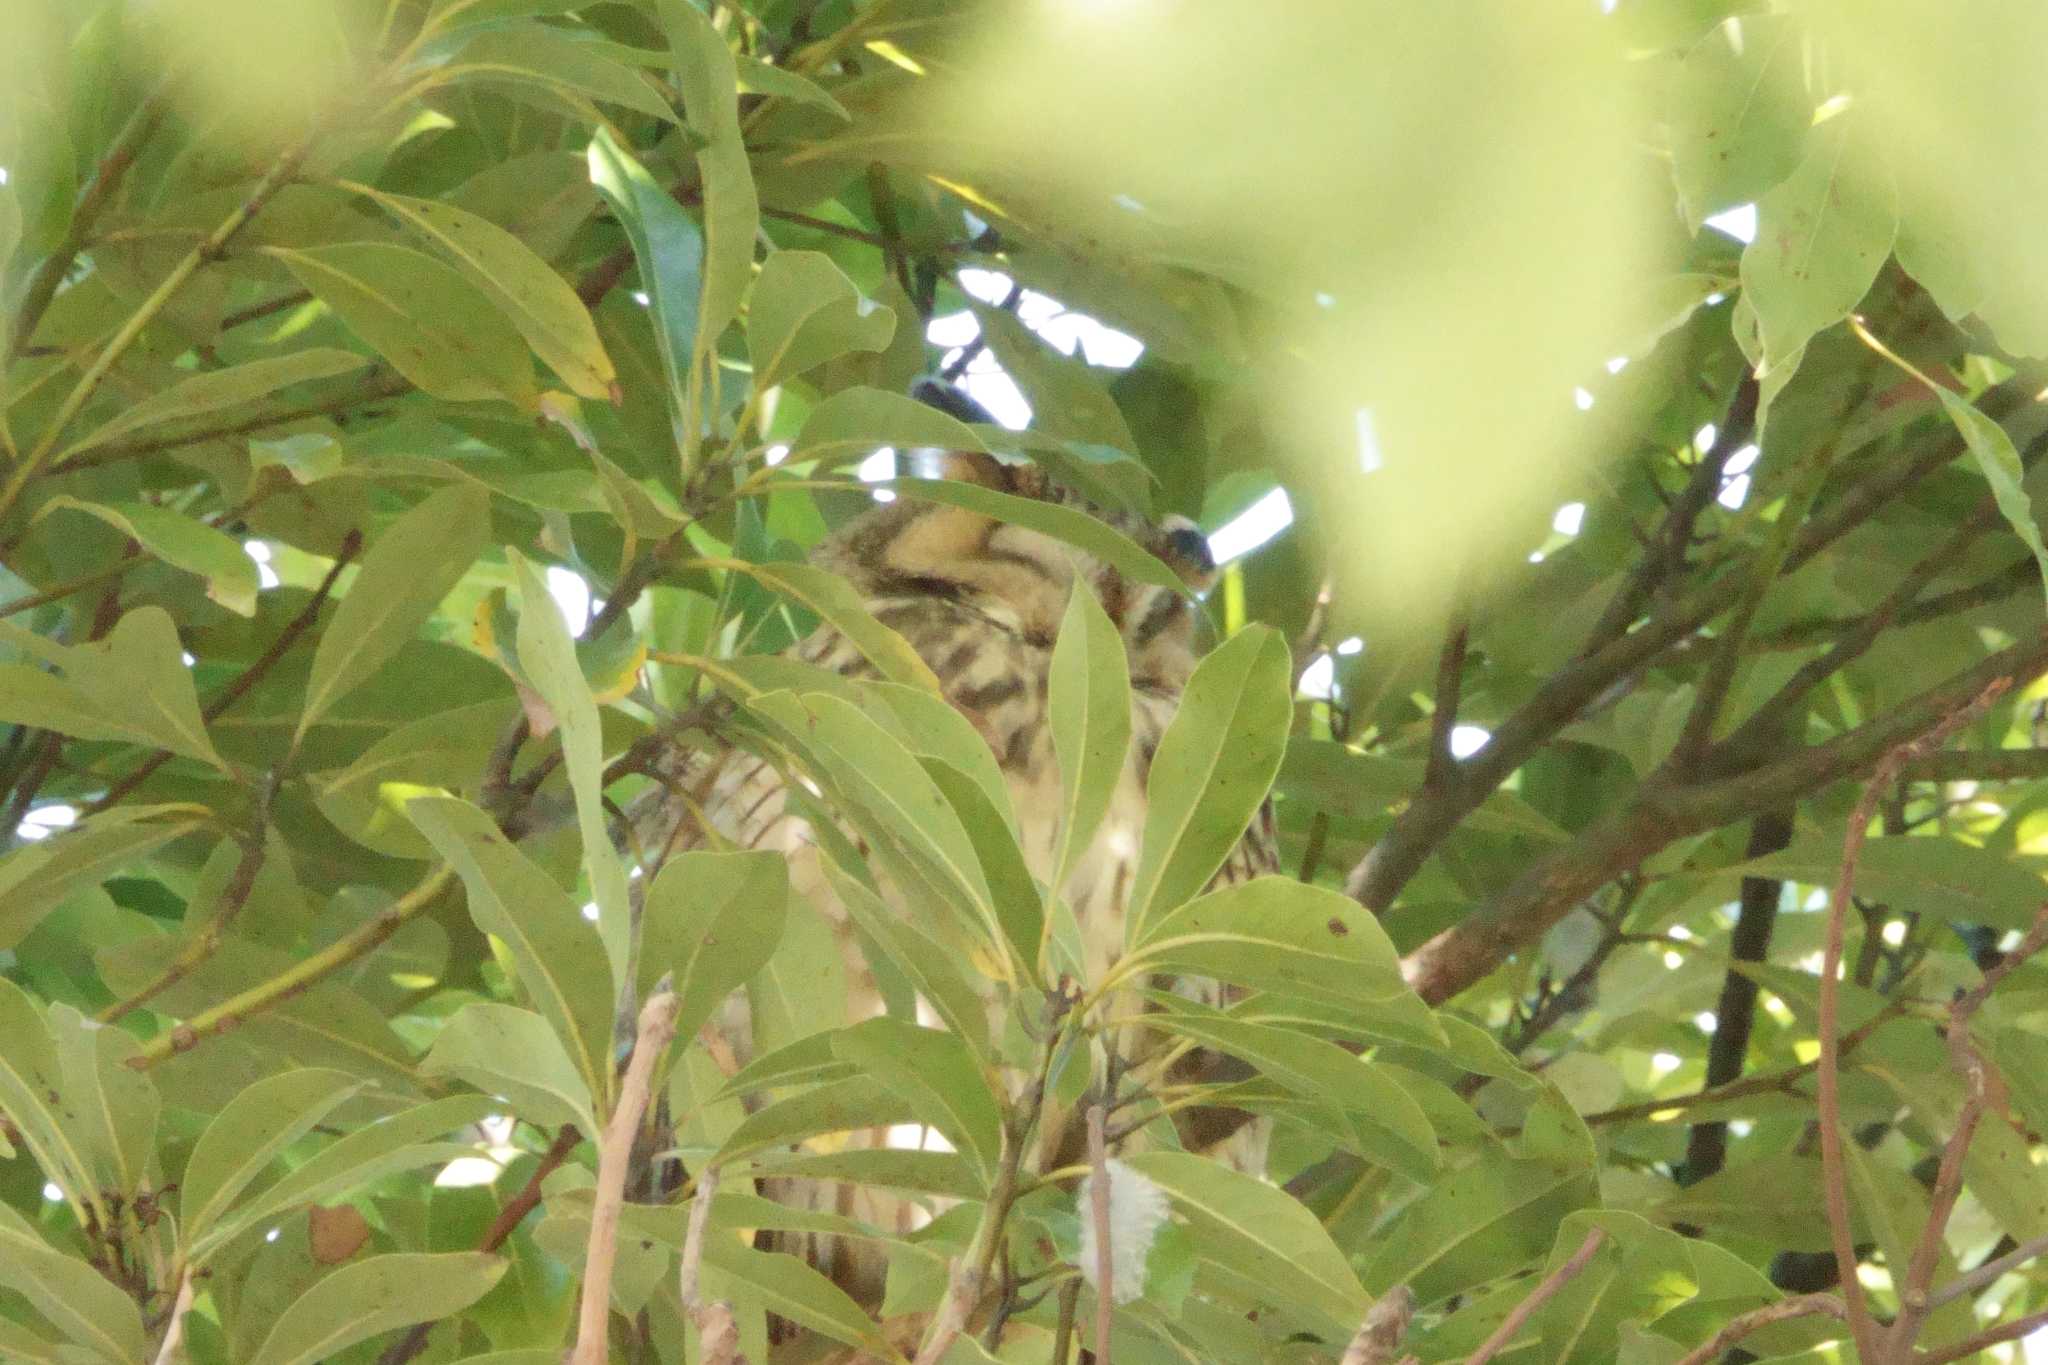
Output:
1341,1286,1415,1365
1423,618,1469,794
5,86,171,365
51,372,416,475
571,987,680,1365
1463,1228,1606,1365
1668,1295,1846,1365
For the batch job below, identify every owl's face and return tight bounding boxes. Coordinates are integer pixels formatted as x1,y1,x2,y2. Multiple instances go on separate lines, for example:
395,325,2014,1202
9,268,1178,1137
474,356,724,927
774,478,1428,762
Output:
812,451,1216,689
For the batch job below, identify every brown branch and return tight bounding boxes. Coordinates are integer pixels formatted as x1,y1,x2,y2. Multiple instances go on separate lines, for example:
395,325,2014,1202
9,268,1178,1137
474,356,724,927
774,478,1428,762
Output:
50,373,416,474
5,86,171,365
571,988,680,1365
1681,808,1792,1186
677,1166,743,1365
1927,1229,2048,1311
1817,680,2010,1362
1668,1294,1846,1365
1341,1285,1416,1365
219,289,314,334
80,531,361,817
376,1123,582,1365
1423,618,1469,794
0,558,136,619
1462,1228,1606,1365
1913,1305,2048,1365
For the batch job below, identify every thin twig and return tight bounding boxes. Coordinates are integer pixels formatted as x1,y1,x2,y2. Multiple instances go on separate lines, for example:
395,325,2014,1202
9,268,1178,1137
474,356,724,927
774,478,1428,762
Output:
376,1124,582,1365
571,988,681,1365
1914,1304,2048,1365
1668,1294,1846,1365
941,279,1022,381
1342,1285,1416,1365
52,372,416,474
149,1268,195,1365
1817,678,2011,1362
6,86,170,365
1087,1103,1113,1365
679,1166,742,1365
81,532,361,817
1463,1228,1606,1365
128,864,455,1069
1423,618,1469,794
1928,1229,2048,1311
218,289,314,333
1051,1278,1081,1365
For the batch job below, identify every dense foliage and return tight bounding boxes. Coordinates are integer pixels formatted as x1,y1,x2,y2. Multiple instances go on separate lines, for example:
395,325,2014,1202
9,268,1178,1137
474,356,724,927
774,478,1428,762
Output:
5,2,2048,1362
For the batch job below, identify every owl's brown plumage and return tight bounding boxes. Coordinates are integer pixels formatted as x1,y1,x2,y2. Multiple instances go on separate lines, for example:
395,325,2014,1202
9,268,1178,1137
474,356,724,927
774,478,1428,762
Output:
634,447,1280,1297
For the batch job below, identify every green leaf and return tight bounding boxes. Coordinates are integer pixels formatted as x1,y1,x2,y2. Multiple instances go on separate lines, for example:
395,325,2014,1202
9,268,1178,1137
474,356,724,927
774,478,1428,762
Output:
699,1235,896,1356
887,477,1190,596
712,559,942,691
1127,877,1408,1010
510,550,630,979
791,386,988,467
1738,116,1896,377
1361,1143,1597,1304
248,1251,508,1365
46,1002,156,1200
638,850,789,1043
265,242,539,407
453,22,678,125
973,304,1136,450
748,250,896,388
56,347,368,458
0,606,226,768
715,1076,918,1167
0,1213,147,1365
347,185,618,401
1667,15,1808,227
407,796,616,1115
38,496,259,616
820,860,993,1061
0,805,207,950
180,1068,363,1252
1123,626,1291,940
832,1019,1002,1188
197,1094,498,1258
422,1002,599,1138
1728,834,2047,931
655,0,757,352
733,53,850,119
588,126,704,455
1122,1150,1371,1335
1048,578,1133,893
297,483,490,738
1149,1011,1438,1182
0,980,100,1209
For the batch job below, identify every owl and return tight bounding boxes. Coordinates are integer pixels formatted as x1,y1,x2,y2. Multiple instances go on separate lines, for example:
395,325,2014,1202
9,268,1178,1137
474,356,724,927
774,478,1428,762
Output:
632,430,1280,1298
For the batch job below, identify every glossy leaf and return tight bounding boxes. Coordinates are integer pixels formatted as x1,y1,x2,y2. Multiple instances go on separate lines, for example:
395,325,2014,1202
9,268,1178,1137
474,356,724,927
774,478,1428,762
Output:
1123,625,1291,940
297,483,490,738
248,1251,508,1365
348,185,617,400
588,126,703,454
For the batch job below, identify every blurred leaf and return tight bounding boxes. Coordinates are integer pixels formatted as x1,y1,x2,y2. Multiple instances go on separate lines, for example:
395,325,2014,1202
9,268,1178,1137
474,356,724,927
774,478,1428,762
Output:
734,54,850,120
1048,577,1132,893
38,497,258,616
887,477,1188,596
265,242,539,407
1725,834,2046,931
181,1068,363,1252
408,796,616,1115
1667,15,1809,228
712,559,941,691
297,483,490,738
1124,625,1290,940
792,385,987,467
248,1251,507,1365
1123,1150,1371,1335
0,607,226,768
0,1210,147,1365
0,805,207,950
1738,116,1896,378
422,1002,598,1138
348,185,617,401
510,551,630,977
748,250,896,388
1361,1142,1596,1304
833,1018,1002,1188
451,23,677,125
973,305,1134,451
637,849,788,1041
588,126,703,456
57,348,367,459
1128,877,1407,1009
